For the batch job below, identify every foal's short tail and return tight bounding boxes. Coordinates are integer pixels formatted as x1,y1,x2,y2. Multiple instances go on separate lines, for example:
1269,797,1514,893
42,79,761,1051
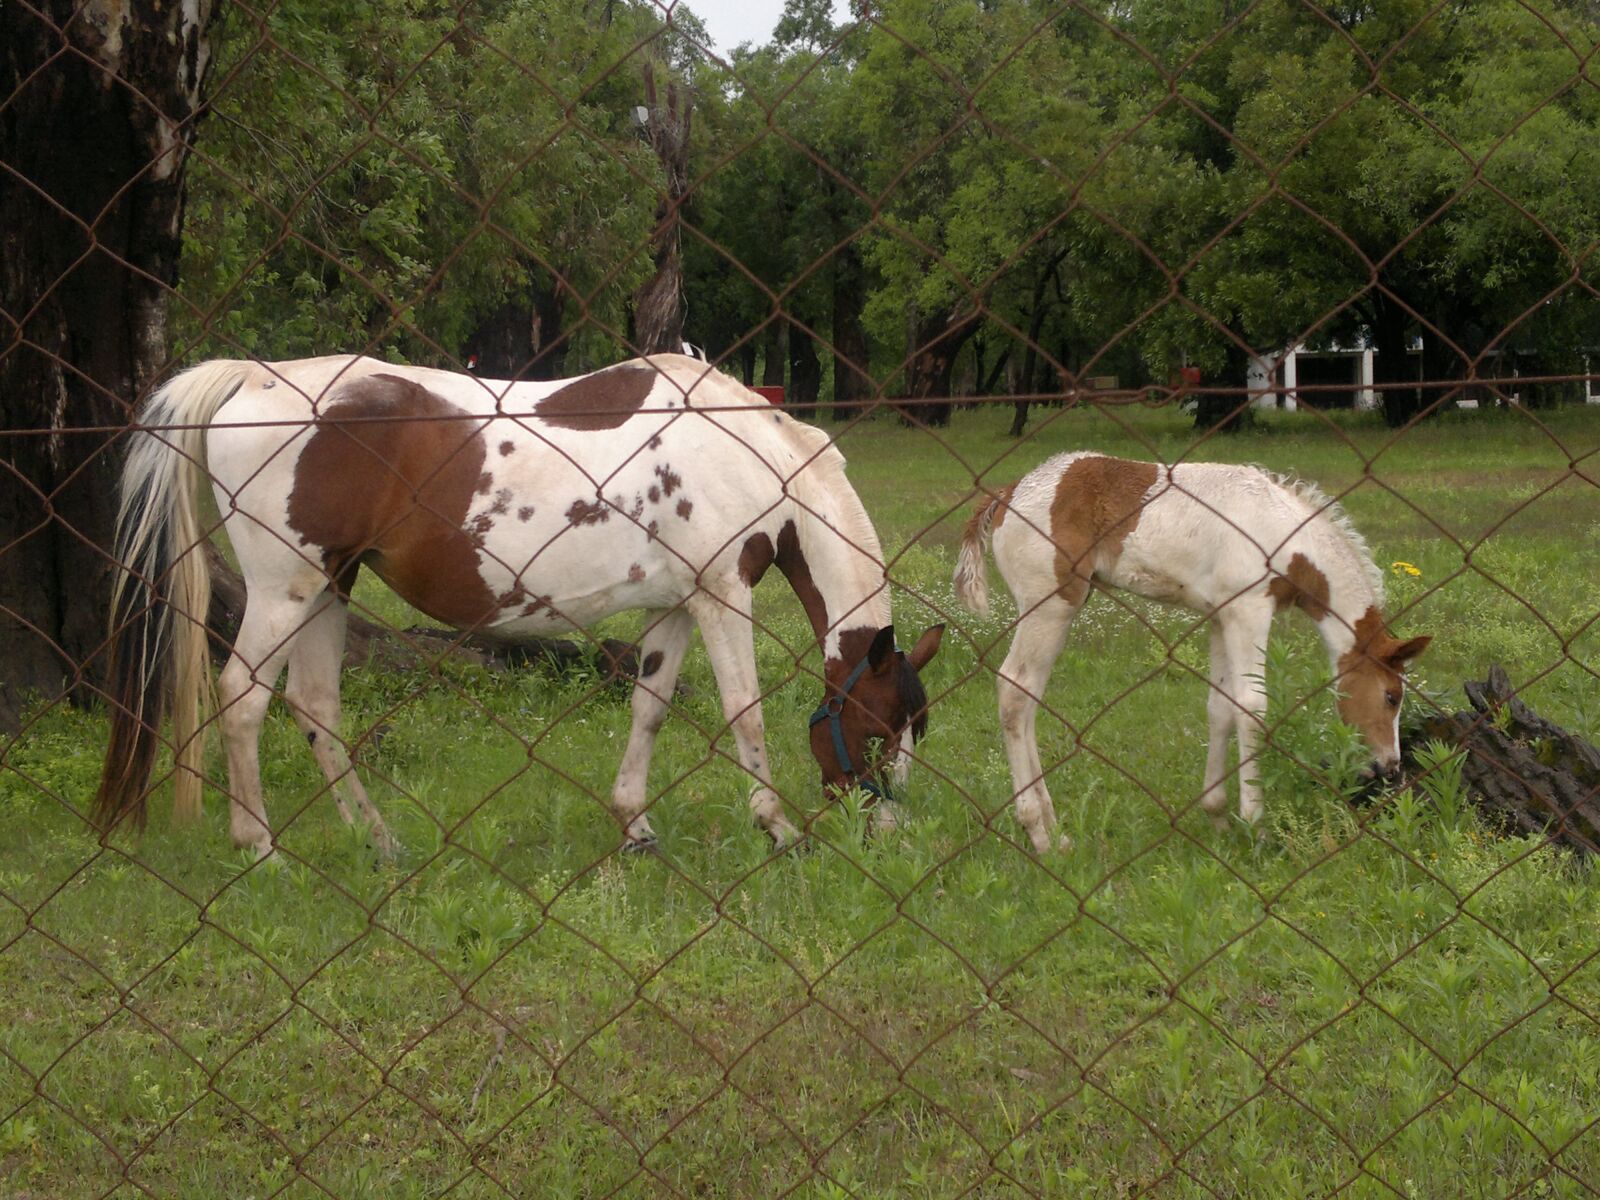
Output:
94,360,253,834
953,486,1012,618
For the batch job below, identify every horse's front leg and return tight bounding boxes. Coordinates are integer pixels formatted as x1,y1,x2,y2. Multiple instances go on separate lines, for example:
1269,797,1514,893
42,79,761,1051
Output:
687,591,801,848
1199,617,1237,829
610,607,694,849
1219,604,1272,825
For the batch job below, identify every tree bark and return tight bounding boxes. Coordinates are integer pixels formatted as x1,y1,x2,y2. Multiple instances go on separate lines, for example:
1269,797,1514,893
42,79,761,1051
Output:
632,65,691,356
787,321,822,414
761,322,786,388
1370,289,1422,427
904,307,981,428
0,0,220,732
830,244,871,422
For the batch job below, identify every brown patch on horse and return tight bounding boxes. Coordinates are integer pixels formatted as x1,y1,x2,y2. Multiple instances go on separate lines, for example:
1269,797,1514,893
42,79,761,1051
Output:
517,506,534,522
286,373,498,628
738,532,775,586
1049,456,1158,596
566,497,610,526
498,440,514,456
1269,552,1331,619
640,650,664,677
774,521,829,636
676,498,693,520
535,364,657,431
655,464,682,496
628,563,646,582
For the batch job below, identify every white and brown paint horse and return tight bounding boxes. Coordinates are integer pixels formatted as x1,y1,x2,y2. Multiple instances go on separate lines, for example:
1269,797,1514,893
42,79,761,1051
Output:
954,452,1429,852
94,353,941,857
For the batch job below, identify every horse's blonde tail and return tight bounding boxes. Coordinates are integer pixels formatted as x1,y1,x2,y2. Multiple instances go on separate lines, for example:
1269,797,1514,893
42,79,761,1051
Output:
95,360,253,834
953,486,1012,618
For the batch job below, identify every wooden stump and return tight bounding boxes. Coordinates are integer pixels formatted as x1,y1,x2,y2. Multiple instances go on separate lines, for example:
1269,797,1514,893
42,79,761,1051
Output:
1405,664,1600,855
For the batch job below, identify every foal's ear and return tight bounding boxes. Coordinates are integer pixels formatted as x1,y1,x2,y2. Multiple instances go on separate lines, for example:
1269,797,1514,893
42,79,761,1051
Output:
868,625,897,672
908,623,944,671
1386,635,1432,670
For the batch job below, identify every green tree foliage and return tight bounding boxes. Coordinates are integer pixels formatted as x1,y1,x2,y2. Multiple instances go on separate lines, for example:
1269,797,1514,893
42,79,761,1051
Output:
175,0,1600,429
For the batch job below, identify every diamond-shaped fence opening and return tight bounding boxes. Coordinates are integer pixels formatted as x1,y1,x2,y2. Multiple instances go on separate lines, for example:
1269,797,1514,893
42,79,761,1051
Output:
4,0,1600,1194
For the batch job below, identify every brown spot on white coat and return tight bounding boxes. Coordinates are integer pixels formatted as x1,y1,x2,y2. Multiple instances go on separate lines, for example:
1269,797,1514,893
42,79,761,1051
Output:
535,364,658,431
1048,456,1160,597
285,373,500,628
1269,552,1331,619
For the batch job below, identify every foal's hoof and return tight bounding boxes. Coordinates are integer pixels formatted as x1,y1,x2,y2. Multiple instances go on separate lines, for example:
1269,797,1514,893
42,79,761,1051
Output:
622,836,660,855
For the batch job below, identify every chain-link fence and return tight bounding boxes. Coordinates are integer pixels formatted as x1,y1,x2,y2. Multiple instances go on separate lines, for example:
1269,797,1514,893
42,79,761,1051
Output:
5,1,1600,1195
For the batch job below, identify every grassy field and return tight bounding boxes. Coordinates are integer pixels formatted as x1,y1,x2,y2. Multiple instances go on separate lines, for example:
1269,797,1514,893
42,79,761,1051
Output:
4,398,1600,1198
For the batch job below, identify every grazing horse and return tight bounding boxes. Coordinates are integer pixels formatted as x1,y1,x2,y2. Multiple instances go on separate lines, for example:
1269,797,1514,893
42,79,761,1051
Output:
94,353,942,857
953,452,1429,852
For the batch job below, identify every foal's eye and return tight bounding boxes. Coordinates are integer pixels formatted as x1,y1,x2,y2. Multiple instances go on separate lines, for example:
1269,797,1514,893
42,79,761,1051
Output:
1386,691,1402,708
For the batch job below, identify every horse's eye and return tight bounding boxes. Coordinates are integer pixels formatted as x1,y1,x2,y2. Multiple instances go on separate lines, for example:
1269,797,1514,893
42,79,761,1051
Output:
1386,691,1401,707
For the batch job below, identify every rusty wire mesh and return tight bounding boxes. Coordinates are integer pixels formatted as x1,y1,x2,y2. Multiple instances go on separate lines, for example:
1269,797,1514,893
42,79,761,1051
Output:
5,0,1600,1196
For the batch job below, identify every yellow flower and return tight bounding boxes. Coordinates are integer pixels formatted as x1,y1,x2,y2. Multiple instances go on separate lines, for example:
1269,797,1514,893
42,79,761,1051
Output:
1390,561,1422,577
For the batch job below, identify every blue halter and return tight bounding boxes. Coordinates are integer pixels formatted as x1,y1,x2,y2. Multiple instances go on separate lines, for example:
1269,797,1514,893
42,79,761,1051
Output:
808,651,894,803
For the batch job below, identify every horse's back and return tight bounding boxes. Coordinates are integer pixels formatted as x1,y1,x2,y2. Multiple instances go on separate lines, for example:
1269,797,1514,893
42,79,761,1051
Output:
197,353,825,631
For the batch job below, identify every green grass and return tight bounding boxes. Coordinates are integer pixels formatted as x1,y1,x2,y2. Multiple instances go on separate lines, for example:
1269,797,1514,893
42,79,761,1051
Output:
5,399,1600,1198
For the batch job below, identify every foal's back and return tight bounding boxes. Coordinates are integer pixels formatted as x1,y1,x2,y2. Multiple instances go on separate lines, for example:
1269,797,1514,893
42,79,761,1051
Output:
990,453,1344,613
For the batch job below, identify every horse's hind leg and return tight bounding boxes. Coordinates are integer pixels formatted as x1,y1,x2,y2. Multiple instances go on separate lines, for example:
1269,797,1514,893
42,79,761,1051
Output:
996,591,1078,853
284,592,396,857
217,588,324,859
610,607,694,848
688,591,801,848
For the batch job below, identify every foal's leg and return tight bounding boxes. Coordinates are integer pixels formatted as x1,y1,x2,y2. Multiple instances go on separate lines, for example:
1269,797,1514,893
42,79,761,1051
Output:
687,591,801,848
610,607,694,848
1199,618,1237,828
996,592,1078,853
1218,604,1272,825
217,588,324,858
283,593,396,857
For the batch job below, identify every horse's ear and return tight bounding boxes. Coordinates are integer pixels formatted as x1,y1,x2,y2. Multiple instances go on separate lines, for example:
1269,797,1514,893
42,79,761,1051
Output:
868,625,897,673
908,624,944,671
1386,635,1431,670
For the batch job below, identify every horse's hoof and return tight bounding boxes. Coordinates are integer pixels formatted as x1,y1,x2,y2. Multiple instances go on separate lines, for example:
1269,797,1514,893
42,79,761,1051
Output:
622,836,659,855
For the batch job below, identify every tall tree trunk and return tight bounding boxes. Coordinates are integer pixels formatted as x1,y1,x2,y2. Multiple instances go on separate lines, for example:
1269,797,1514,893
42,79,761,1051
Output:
762,322,786,388
1010,247,1067,436
1371,289,1421,427
0,0,220,732
737,342,757,386
632,65,691,356
904,308,980,428
787,322,822,415
1193,339,1253,432
830,244,871,422
466,272,567,380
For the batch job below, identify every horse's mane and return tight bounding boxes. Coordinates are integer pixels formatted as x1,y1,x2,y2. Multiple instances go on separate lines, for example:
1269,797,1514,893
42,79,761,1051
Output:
1264,470,1386,601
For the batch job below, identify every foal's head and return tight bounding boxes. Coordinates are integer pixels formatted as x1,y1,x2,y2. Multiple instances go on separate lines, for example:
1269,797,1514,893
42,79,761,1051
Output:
810,624,943,795
1336,622,1432,777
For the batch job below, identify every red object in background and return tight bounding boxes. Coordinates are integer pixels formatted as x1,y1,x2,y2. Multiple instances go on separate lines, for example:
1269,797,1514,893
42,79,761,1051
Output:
1179,364,1201,388
752,386,785,406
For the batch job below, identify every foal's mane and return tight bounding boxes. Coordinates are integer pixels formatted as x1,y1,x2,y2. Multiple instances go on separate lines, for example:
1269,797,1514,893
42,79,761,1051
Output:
1265,470,1386,601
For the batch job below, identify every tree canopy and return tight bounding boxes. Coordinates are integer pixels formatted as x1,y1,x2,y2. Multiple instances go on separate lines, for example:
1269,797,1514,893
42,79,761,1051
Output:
176,0,1600,428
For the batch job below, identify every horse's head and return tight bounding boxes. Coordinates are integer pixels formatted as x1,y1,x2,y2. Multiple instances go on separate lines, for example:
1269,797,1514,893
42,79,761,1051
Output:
1336,629,1431,778
810,624,943,797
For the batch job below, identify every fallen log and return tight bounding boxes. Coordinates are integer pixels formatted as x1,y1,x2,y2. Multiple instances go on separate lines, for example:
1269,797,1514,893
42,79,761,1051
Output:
1400,664,1600,856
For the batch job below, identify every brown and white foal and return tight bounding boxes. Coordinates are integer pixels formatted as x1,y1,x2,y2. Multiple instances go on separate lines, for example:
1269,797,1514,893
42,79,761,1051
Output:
95,353,940,857
954,453,1429,852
